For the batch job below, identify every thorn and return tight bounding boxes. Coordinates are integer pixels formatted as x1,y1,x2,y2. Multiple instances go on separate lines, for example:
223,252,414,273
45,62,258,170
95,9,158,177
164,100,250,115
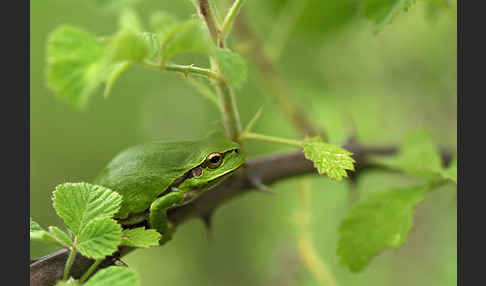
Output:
200,211,215,242
248,176,274,194
345,112,359,144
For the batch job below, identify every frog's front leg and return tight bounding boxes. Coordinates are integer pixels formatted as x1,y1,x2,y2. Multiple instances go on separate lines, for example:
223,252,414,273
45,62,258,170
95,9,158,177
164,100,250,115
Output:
149,191,185,245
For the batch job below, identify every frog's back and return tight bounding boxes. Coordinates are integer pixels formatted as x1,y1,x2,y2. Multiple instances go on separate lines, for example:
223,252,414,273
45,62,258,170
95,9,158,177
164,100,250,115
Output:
94,136,239,219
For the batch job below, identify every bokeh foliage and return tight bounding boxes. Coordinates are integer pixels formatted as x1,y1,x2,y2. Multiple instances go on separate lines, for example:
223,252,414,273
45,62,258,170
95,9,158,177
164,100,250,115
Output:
31,0,456,285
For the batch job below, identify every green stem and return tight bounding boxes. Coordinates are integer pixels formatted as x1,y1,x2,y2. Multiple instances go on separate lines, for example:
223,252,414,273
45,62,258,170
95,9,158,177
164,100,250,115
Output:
193,0,243,141
242,107,263,134
62,246,77,281
79,259,103,283
220,0,247,45
240,132,302,147
164,64,220,80
295,179,339,286
215,80,242,141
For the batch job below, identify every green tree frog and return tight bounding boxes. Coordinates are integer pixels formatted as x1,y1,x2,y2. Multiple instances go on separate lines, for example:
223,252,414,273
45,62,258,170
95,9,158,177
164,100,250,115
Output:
94,133,245,244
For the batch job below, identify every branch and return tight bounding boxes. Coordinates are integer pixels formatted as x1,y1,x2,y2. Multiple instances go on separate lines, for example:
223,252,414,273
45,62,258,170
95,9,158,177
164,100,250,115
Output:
192,0,242,141
195,0,219,44
30,138,453,286
32,139,448,286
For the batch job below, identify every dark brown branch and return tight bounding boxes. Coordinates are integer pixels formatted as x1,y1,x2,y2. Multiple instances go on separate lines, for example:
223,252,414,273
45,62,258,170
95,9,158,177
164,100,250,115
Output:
196,0,220,44
29,141,452,286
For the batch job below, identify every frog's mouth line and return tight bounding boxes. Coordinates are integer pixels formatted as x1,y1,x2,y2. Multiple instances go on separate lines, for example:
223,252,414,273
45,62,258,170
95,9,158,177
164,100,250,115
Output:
157,148,241,199
119,151,242,228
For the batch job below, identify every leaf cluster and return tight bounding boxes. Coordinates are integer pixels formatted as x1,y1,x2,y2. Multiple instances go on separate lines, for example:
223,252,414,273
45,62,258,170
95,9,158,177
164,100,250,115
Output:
38,0,457,281
336,129,456,272
30,183,161,285
45,7,247,109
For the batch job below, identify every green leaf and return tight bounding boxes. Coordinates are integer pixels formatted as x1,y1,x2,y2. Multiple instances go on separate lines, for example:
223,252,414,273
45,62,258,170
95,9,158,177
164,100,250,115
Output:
48,226,74,247
441,155,457,184
371,129,443,180
150,11,180,40
302,137,355,180
104,61,133,98
77,217,122,259
52,182,122,235
121,227,161,248
337,185,428,272
213,49,248,88
160,19,214,61
84,266,139,286
46,25,108,109
30,218,58,245
119,7,143,32
109,30,149,63
360,0,416,30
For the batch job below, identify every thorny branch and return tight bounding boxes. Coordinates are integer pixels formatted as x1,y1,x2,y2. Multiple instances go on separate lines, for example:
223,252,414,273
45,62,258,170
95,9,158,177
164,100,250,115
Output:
29,140,453,286
31,2,455,285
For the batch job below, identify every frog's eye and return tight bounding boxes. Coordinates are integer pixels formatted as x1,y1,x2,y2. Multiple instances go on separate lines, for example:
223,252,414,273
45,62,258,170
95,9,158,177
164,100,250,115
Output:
206,152,223,169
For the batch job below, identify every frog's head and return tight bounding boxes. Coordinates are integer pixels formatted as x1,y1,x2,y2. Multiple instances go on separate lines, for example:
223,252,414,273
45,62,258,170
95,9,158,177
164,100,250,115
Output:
176,134,245,201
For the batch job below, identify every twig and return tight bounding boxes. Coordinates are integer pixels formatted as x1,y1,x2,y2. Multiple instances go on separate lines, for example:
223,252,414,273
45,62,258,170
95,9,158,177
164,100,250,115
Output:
295,179,339,286
164,64,220,80
195,0,219,44
193,0,243,141
220,0,247,46
233,13,327,139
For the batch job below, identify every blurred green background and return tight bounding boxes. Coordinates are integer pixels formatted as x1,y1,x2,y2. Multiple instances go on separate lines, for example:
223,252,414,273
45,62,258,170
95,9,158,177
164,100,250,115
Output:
30,0,457,285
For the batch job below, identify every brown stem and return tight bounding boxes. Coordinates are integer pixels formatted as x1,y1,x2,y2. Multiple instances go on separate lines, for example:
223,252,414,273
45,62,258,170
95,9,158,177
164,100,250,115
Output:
196,0,219,44
30,140,454,286
233,12,326,139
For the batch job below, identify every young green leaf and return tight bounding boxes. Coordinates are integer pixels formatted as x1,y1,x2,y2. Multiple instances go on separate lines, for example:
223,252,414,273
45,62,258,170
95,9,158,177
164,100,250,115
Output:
360,0,416,30
109,30,149,63
30,218,59,245
120,227,161,248
160,20,214,62
52,183,122,236
77,217,122,259
441,155,457,184
46,25,108,109
48,226,74,247
104,61,132,98
84,266,139,286
337,185,428,272
213,48,248,88
302,137,355,180
371,129,442,180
